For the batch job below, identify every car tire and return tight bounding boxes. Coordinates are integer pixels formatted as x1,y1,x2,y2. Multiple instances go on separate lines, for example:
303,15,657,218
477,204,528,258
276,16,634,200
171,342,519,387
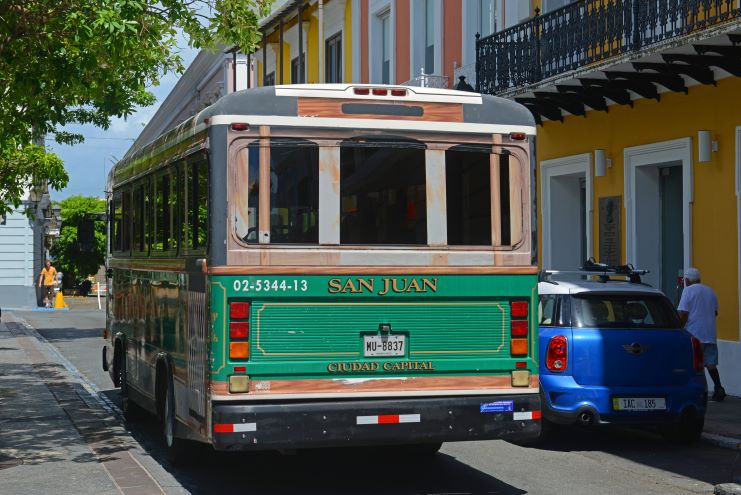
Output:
661,412,704,443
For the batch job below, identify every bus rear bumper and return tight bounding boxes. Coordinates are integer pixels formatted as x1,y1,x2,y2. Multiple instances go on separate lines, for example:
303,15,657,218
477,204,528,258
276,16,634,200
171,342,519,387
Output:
211,393,540,451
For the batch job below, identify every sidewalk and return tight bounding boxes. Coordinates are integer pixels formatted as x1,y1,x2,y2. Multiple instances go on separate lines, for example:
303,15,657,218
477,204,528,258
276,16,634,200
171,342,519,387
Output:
0,315,172,495
704,396,741,452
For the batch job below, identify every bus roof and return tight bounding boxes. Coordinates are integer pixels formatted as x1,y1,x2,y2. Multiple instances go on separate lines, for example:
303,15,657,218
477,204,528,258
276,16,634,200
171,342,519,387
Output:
112,84,534,186
197,84,535,129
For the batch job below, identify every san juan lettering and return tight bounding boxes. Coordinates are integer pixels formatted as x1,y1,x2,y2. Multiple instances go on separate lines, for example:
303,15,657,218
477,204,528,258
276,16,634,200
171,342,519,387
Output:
327,361,435,373
327,277,438,295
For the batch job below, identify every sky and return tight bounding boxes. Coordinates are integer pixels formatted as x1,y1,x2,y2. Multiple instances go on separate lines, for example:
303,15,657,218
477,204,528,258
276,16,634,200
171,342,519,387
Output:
50,47,198,201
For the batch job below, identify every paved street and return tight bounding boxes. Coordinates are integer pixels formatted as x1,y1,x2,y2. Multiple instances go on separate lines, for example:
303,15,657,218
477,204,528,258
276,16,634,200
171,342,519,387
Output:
2,299,740,495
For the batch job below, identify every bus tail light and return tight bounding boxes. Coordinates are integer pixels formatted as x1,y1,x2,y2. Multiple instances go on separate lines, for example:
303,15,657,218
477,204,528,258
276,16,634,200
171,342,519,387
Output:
511,301,528,318
546,335,568,372
691,336,704,373
354,87,370,95
230,342,249,359
229,322,249,339
511,320,528,337
229,300,250,360
230,302,250,319
510,338,528,355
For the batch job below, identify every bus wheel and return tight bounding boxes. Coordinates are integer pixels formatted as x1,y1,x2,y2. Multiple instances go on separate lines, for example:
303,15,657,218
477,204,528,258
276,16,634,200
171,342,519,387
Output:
119,355,144,422
161,372,190,465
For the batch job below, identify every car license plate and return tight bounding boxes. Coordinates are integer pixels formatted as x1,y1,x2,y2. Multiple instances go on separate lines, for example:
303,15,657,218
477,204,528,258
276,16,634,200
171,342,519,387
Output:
613,397,666,411
364,335,405,357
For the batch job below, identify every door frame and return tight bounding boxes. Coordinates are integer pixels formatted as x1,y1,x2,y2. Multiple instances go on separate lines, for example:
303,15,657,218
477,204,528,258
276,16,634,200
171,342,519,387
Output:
540,152,593,269
624,137,693,272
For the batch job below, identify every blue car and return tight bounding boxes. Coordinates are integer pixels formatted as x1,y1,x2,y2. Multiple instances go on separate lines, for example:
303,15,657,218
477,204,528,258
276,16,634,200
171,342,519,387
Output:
537,269,707,442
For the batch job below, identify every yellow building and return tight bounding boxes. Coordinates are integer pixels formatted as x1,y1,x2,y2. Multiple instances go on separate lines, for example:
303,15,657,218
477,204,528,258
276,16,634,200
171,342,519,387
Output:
477,0,741,394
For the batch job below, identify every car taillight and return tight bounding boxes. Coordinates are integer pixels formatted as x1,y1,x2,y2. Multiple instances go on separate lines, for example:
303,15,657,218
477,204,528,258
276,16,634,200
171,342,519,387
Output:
546,335,568,372
229,301,250,360
691,336,704,373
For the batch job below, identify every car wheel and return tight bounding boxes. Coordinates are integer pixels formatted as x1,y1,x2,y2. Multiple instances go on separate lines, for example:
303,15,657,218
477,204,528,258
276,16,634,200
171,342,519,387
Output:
661,412,704,443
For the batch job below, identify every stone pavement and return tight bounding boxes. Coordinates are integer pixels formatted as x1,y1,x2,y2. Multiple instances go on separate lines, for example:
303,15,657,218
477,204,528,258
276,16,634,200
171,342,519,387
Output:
0,314,175,495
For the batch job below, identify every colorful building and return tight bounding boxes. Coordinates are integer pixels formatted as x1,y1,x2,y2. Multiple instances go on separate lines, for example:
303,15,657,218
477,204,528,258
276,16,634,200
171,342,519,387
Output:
476,0,741,394
250,1,549,89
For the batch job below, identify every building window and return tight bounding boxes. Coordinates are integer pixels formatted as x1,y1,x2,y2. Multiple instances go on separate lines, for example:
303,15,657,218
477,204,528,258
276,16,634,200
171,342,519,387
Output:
380,12,391,84
479,0,496,37
542,0,572,13
325,32,343,83
291,55,305,84
264,71,275,86
424,0,435,74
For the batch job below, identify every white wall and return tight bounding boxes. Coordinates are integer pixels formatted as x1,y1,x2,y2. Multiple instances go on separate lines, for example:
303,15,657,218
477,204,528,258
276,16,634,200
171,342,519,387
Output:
0,207,35,286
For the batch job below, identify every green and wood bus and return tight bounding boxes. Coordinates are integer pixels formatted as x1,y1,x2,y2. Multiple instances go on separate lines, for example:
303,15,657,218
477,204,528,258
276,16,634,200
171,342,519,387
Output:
103,84,540,460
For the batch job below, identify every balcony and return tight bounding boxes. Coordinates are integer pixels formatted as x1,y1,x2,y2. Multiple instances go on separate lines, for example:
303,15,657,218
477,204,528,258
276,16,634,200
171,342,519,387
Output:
475,0,741,123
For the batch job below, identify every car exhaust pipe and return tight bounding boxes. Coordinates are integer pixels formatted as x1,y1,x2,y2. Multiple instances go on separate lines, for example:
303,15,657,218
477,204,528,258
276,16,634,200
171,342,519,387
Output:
578,411,594,426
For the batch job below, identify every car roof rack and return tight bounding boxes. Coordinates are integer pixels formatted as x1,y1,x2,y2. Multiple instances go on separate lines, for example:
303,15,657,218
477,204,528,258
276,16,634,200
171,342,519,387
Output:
539,258,650,284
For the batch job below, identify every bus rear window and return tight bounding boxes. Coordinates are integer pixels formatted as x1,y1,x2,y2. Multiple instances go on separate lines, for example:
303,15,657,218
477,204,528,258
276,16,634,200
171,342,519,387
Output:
571,294,680,329
340,140,427,245
446,146,491,245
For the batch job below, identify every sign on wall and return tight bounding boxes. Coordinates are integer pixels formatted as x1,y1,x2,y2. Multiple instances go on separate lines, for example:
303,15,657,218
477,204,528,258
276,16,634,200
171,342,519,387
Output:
599,196,621,266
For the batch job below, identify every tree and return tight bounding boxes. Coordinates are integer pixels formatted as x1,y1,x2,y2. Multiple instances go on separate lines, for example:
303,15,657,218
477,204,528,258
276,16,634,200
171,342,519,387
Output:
0,0,271,215
50,195,107,288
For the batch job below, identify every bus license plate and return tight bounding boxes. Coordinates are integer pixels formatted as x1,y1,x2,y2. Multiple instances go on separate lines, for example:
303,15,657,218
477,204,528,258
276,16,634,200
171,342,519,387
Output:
364,335,405,357
613,397,666,411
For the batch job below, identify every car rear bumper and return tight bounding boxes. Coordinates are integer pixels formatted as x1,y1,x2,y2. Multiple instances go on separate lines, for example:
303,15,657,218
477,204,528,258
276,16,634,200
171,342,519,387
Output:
540,375,707,425
211,393,540,451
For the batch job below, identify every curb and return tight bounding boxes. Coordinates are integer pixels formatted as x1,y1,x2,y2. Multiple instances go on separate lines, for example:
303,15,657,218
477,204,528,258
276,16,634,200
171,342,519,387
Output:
702,433,741,451
715,484,741,495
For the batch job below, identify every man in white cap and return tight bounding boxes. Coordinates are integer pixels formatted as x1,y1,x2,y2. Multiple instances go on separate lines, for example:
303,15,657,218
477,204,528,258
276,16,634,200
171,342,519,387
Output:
678,267,725,401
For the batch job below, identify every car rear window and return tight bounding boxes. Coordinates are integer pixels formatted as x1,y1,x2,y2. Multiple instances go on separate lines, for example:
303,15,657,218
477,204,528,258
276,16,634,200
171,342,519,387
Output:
571,293,680,329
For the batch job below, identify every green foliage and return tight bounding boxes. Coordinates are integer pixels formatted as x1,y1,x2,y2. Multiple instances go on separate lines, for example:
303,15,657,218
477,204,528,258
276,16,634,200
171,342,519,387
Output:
0,0,272,215
50,195,107,285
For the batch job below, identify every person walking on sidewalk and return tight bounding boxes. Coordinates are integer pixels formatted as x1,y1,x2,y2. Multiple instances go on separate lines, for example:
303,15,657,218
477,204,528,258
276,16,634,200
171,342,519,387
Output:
678,267,726,401
38,260,57,308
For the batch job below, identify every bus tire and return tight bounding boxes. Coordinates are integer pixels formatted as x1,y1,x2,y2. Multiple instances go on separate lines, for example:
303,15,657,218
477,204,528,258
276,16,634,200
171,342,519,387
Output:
119,352,145,422
160,368,191,465
111,341,122,387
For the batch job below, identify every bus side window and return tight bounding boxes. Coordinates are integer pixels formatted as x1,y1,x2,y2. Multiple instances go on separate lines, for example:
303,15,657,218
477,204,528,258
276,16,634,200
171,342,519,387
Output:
112,191,122,252
154,173,170,252
188,156,208,250
169,167,179,253
132,184,144,254
144,180,152,253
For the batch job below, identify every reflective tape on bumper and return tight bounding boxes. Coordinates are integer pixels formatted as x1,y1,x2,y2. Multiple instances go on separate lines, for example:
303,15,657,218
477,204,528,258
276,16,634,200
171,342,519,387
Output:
356,414,421,425
513,410,541,421
214,422,257,433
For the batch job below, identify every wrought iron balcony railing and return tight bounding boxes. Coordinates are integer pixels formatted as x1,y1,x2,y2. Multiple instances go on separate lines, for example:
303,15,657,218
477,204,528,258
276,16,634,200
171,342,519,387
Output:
476,0,741,95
